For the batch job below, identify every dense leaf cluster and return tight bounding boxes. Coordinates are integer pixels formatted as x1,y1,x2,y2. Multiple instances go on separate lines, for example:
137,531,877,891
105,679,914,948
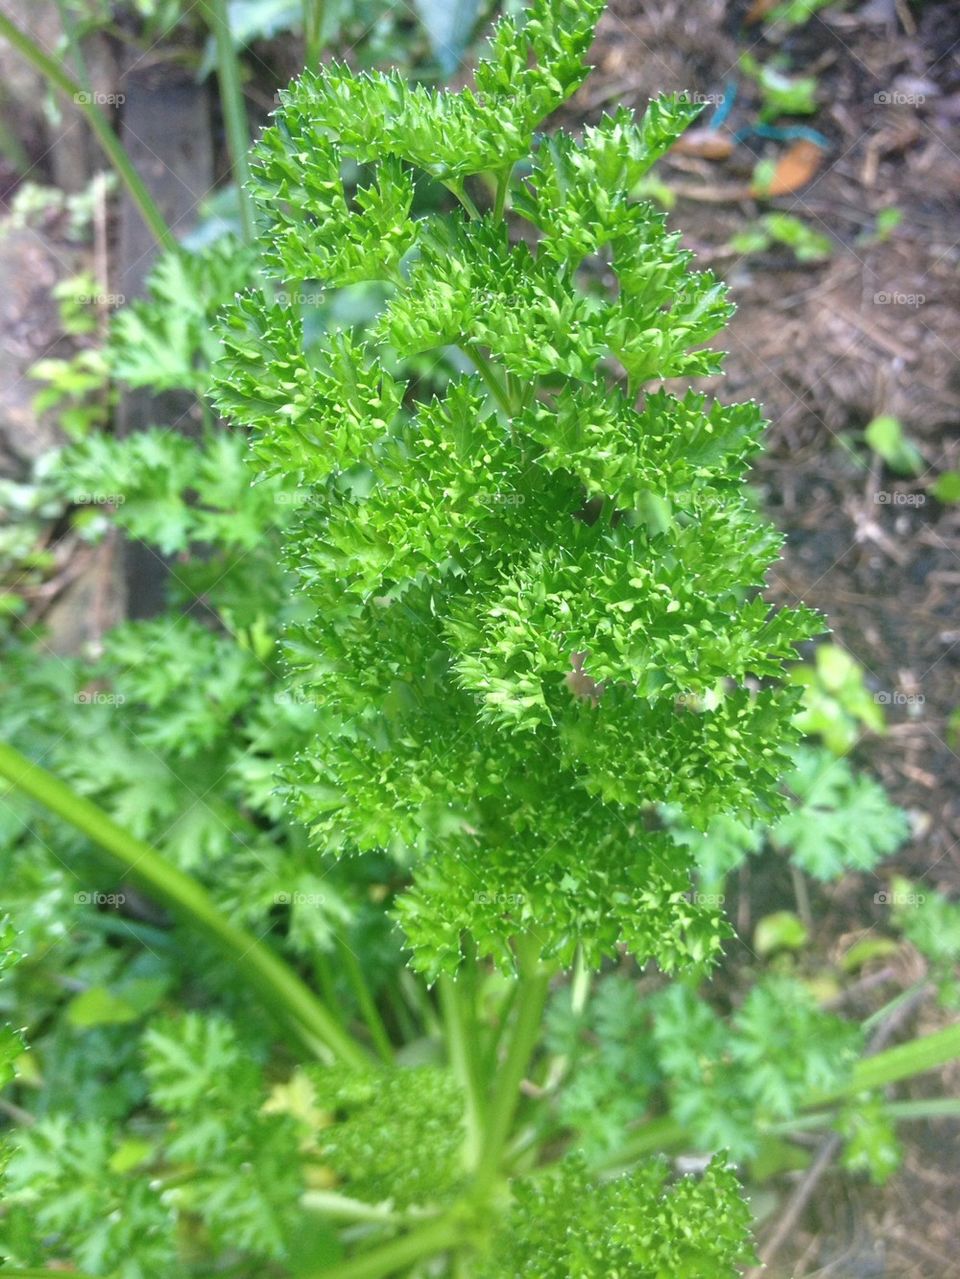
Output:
214,0,819,983
478,1154,756,1278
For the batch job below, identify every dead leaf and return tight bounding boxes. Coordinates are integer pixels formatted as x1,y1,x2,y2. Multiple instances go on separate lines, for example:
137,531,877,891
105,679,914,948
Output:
751,139,823,196
745,0,778,23
565,651,605,705
672,128,735,160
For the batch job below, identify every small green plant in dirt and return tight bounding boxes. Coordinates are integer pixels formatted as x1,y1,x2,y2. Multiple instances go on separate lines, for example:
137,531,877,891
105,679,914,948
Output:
761,0,835,27
740,51,818,119
790,642,886,754
1,2,959,1277
865,413,925,476
730,211,832,262
929,470,960,503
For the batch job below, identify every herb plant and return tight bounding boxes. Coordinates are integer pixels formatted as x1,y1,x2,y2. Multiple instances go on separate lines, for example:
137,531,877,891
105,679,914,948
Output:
2,2,959,1276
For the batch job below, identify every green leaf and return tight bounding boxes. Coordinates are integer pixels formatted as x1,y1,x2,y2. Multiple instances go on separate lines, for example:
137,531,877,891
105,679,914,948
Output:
865,414,924,476
67,985,141,1027
773,747,910,880
837,1094,902,1184
754,910,809,956
109,239,258,395
930,470,960,503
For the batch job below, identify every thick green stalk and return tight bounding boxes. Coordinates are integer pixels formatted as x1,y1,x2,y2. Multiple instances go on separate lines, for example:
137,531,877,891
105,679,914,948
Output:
769,1098,960,1134
302,1190,412,1224
303,0,326,67
314,950,346,1028
0,740,370,1069
462,343,514,416
444,180,482,220
861,978,930,1035
472,935,552,1196
336,935,395,1064
199,0,255,244
812,1020,960,1103
307,1213,465,1279
439,967,486,1169
0,12,174,250
54,0,91,89
492,167,512,221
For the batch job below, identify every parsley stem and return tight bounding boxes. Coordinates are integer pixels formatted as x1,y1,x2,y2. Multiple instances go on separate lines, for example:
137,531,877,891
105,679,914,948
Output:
303,0,326,66
439,964,486,1169
335,935,395,1064
472,935,551,1197
493,167,512,221
810,1020,960,1104
0,740,372,1069
462,344,513,416
305,1212,464,1279
0,12,174,251
199,0,255,244
301,1189,417,1223
444,181,482,220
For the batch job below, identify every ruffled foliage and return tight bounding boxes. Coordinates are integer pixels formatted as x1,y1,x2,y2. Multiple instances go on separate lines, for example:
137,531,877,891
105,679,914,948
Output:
212,0,819,981
477,1155,756,1278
